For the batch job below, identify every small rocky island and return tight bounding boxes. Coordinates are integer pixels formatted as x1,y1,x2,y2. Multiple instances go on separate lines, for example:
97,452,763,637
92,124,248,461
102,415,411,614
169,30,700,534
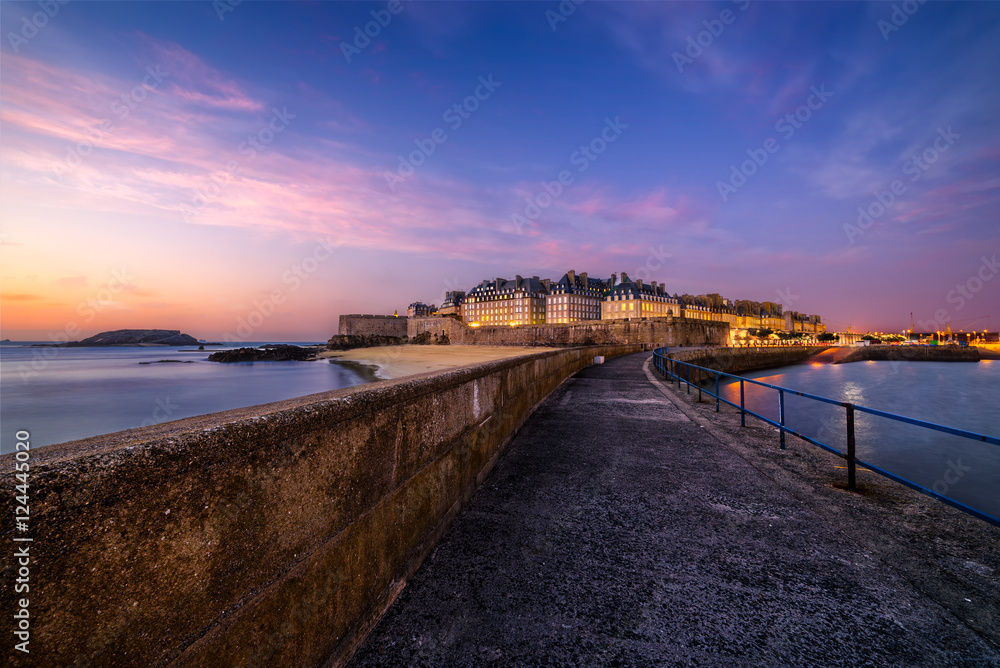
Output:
35,329,202,347
208,344,324,363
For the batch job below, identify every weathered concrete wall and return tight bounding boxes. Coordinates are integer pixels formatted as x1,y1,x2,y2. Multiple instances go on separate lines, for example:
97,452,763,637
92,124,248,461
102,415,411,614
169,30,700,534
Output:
338,314,408,337
663,346,829,384
409,316,728,348
0,344,641,668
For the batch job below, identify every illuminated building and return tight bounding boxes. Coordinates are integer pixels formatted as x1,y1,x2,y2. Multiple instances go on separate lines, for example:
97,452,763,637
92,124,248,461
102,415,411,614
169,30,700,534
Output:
545,270,609,324
407,302,436,317
601,274,679,320
438,291,465,316
462,276,548,326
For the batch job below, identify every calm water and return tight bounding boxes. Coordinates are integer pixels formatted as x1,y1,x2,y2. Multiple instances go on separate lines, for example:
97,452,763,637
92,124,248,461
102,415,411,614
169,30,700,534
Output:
0,342,373,453
716,360,1000,520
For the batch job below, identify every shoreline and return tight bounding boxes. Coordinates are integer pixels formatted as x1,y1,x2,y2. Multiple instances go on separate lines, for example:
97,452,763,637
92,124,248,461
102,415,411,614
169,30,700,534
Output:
327,358,383,383
319,344,559,380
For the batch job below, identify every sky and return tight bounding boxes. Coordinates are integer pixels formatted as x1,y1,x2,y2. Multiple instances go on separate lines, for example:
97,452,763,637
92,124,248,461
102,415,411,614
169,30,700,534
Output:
1,0,999,341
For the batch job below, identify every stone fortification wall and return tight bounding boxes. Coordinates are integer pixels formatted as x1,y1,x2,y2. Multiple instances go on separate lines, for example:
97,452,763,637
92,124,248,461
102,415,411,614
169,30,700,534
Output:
408,316,728,348
0,344,641,667
338,314,408,337
837,345,980,363
664,346,829,382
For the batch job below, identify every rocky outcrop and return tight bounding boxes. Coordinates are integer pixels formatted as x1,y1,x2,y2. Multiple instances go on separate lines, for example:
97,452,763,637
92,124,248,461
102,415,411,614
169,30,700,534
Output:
326,335,407,351
71,329,200,346
409,332,449,345
208,345,322,363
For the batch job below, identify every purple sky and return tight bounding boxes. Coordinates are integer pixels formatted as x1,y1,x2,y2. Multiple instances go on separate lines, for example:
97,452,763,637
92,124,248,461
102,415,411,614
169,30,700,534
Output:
2,1,998,340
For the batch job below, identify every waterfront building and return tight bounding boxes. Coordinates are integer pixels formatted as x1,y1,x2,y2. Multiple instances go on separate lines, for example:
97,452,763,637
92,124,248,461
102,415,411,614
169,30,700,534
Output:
545,270,609,324
784,311,826,334
681,302,713,321
761,308,785,331
438,291,465,316
601,276,679,320
407,302,436,317
462,275,548,326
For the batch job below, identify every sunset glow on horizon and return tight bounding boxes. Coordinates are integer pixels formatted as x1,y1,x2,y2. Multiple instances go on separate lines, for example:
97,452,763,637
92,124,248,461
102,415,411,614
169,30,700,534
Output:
2,1,998,341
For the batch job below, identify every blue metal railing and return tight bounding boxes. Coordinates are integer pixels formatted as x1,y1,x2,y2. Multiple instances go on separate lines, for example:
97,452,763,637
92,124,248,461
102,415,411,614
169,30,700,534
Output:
651,348,1000,527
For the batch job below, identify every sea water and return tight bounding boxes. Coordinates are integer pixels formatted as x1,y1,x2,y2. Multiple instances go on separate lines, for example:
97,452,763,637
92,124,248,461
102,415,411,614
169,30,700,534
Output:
716,360,1000,520
0,342,373,453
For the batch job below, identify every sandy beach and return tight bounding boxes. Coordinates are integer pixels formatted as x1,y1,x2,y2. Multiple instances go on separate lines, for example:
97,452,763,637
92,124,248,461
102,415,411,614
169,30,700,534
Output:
318,345,558,380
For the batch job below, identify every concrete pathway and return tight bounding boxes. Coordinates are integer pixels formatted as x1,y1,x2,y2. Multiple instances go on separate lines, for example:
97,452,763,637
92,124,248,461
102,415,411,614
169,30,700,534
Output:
350,353,998,667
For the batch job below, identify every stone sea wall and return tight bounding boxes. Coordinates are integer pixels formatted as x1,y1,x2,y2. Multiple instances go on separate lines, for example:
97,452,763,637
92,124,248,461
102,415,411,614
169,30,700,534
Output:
662,346,829,382
835,345,980,363
0,344,642,667
408,316,729,348
338,314,408,337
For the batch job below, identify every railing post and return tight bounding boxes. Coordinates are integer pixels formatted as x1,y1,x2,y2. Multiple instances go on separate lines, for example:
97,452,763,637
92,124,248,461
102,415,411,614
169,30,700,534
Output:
778,389,786,450
686,364,690,394
740,379,745,427
715,372,720,412
846,403,856,490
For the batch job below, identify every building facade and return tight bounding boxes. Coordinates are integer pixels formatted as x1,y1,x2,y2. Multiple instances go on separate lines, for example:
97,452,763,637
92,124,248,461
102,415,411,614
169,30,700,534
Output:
407,302,436,317
438,291,466,316
784,311,826,334
545,270,609,324
462,275,548,327
601,278,679,320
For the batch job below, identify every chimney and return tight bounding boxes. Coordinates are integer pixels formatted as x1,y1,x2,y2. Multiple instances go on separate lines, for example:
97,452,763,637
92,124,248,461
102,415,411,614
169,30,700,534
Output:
651,281,657,292
636,278,643,289
580,272,588,288
621,271,630,284
611,272,617,286
541,278,551,292
567,269,576,285
516,274,522,288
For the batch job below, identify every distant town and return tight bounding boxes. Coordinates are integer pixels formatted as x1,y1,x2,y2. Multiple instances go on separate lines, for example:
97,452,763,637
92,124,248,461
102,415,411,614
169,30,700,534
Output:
403,269,834,346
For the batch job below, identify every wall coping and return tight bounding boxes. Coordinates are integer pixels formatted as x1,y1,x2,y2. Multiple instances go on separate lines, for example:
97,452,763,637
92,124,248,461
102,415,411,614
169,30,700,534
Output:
4,347,625,471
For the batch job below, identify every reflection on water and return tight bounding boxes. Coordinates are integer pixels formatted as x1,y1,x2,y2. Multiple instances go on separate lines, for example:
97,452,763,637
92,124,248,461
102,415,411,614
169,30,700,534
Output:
0,343,372,453
718,361,1000,520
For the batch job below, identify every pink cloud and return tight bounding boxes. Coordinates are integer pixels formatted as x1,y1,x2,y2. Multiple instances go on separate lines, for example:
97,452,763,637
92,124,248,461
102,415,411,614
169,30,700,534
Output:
144,38,265,112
